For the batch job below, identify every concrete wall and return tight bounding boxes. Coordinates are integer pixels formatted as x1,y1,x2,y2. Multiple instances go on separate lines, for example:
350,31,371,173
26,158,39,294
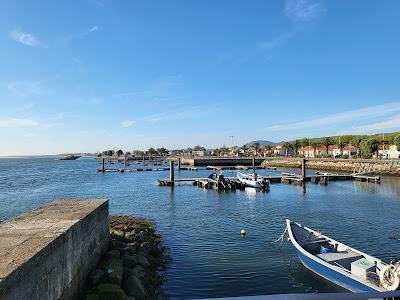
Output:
0,199,109,300
181,157,265,166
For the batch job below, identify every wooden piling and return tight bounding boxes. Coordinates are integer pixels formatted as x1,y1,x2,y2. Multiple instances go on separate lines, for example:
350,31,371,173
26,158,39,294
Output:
178,157,181,171
252,157,255,171
301,158,306,178
169,161,174,186
101,158,105,172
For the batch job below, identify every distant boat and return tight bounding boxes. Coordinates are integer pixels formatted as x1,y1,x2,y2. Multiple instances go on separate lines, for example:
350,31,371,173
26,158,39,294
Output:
286,219,400,292
237,172,269,188
60,155,81,160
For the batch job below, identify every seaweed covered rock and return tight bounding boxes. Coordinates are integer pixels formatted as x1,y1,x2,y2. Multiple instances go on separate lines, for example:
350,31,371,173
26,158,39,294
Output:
123,275,146,299
104,258,123,285
82,215,170,300
97,283,127,300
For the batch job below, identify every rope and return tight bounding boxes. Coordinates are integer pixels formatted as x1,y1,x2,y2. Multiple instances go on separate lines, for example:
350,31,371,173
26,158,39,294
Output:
272,226,288,243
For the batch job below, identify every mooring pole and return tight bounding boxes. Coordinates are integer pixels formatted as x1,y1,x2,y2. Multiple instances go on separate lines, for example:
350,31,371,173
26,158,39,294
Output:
124,156,127,167
301,158,306,178
101,158,105,172
252,157,256,172
178,157,181,171
169,160,174,186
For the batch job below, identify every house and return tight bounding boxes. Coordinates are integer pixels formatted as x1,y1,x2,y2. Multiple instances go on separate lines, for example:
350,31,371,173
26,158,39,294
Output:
272,145,286,156
378,145,400,159
315,145,328,156
298,146,315,158
328,145,341,157
342,146,358,157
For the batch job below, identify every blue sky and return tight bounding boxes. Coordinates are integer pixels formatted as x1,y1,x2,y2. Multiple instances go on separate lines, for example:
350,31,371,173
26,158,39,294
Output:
1,0,400,155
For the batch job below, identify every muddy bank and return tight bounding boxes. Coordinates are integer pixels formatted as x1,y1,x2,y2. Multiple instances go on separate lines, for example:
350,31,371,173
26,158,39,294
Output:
83,216,170,300
262,158,400,176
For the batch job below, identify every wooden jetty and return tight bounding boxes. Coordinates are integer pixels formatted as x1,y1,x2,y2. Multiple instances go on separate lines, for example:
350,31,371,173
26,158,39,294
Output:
158,158,381,191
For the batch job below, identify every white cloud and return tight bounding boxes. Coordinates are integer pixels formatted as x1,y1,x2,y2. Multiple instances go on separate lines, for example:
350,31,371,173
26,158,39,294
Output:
266,102,400,131
10,29,39,46
121,120,136,128
0,118,39,128
341,115,400,135
261,32,295,50
285,0,326,22
6,81,44,97
88,26,99,33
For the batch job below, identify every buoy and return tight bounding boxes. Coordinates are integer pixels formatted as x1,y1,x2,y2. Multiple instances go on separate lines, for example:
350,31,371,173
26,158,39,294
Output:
240,228,246,235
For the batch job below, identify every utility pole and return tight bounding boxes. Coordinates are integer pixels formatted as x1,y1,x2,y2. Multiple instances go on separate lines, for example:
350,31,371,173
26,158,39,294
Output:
229,136,234,156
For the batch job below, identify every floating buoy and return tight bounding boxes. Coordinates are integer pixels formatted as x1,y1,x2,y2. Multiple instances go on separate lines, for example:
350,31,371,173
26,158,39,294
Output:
240,228,246,236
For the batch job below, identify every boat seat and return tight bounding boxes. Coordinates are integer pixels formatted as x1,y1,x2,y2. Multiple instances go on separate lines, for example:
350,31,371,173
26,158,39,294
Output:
316,250,363,270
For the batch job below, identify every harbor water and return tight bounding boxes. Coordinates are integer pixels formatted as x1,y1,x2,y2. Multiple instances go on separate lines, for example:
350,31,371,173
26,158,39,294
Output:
1,156,400,299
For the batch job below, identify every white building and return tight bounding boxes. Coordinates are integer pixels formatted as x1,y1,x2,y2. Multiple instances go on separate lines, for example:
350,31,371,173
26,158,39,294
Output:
378,145,400,159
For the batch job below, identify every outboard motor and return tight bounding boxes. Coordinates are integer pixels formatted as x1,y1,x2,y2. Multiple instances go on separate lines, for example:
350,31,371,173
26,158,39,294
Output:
380,262,400,291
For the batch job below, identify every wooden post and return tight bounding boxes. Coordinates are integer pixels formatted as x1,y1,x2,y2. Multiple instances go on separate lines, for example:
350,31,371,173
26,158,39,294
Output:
169,160,174,186
124,157,127,167
178,157,181,171
252,157,255,171
301,158,306,178
101,158,105,172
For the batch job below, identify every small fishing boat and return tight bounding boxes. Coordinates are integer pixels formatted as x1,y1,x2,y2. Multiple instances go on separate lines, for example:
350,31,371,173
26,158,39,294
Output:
286,219,400,292
237,172,269,189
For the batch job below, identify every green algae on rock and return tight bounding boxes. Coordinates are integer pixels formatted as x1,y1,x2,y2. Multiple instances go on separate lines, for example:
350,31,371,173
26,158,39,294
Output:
83,215,170,300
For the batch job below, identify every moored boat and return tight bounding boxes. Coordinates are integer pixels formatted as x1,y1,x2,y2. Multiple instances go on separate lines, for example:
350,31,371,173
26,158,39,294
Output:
60,155,81,160
237,172,269,189
286,219,400,292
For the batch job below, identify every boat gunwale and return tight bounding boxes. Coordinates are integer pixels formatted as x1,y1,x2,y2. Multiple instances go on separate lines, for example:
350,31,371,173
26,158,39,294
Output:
286,219,386,292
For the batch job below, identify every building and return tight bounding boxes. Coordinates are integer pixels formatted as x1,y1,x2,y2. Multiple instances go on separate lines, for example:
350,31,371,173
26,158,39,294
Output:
378,145,400,159
328,145,341,157
342,146,358,157
272,145,286,156
297,146,314,157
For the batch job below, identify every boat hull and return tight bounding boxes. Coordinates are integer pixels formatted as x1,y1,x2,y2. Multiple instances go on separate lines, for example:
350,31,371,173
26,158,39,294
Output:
293,238,380,292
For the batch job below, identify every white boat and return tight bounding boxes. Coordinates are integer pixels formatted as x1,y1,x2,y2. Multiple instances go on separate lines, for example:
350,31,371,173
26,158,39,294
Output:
237,172,269,188
287,219,400,292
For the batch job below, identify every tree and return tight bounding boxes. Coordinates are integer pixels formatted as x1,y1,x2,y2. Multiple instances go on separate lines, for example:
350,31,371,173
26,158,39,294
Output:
106,150,115,156
116,149,124,156
300,138,310,148
285,142,295,156
293,140,301,155
321,137,334,155
157,147,169,156
193,145,206,151
394,135,400,151
147,148,158,156
350,137,362,148
335,137,347,155
359,138,380,158
310,140,318,157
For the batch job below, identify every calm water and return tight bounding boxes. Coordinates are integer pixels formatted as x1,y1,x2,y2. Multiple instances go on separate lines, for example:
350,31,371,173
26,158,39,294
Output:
1,157,400,299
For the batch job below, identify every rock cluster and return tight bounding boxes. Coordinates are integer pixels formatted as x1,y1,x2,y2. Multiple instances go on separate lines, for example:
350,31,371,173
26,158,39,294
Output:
262,158,400,176
83,216,170,300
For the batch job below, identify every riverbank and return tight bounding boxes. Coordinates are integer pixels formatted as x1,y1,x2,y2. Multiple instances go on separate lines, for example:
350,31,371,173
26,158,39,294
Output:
83,216,170,300
262,157,400,176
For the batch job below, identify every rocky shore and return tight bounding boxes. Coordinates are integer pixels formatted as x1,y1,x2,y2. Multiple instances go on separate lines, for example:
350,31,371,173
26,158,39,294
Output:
262,158,400,176
83,216,170,300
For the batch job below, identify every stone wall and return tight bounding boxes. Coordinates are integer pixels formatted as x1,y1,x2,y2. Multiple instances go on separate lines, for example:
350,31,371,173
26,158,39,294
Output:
262,157,400,176
0,199,109,300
